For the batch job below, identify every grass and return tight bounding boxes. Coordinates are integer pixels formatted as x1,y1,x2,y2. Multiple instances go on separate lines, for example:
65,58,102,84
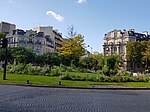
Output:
62,71,102,78
0,71,150,88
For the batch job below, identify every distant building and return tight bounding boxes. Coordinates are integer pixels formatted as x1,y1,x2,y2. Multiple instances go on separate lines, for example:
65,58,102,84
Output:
33,26,63,52
33,26,54,36
1,21,66,55
103,29,150,72
0,21,16,34
53,29,63,50
7,29,55,55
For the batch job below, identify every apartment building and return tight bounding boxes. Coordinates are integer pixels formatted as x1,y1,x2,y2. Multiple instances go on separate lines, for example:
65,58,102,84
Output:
0,21,16,34
53,29,63,50
33,26,63,52
103,29,150,72
0,21,66,55
7,29,55,55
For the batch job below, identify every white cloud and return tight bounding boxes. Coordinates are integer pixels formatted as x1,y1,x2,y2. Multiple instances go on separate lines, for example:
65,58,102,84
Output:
77,0,87,4
46,11,64,22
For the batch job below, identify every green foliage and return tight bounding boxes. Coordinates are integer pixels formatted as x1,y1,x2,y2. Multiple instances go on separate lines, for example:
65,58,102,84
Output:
102,55,122,76
0,33,5,39
43,53,61,66
142,41,150,71
110,69,118,75
8,63,52,75
143,41,150,60
60,73,150,82
51,67,62,76
58,35,86,66
126,41,150,72
59,64,67,72
0,48,13,63
126,42,145,62
79,53,104,71
11,47,35,64
34,55,45,66
126,42,146,71
9,63,26,74
79,54,121,75
25,63,34,74
0,48,6,61
102,65,109,76
105,55,121,70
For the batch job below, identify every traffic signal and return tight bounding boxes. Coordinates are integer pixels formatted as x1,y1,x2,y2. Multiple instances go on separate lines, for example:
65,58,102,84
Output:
2,38,8,48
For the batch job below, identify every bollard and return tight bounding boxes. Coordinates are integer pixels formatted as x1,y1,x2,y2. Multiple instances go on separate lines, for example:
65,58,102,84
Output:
58,81,61,85
26,80,30,84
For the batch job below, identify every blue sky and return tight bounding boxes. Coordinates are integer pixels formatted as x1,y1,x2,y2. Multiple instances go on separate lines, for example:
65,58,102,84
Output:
1,0,150,53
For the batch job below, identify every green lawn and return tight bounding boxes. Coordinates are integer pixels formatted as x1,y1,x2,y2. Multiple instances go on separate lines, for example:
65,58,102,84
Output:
0,71,150,88
62,71,102,78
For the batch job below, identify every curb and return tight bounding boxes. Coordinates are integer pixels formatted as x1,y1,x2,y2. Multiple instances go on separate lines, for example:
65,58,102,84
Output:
1,82,150,90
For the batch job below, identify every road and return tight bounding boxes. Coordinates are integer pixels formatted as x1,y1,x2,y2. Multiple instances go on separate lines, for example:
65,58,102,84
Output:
0,85,150,112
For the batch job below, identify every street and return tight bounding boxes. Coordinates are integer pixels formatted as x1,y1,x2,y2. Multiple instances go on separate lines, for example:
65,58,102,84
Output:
0,85,150,112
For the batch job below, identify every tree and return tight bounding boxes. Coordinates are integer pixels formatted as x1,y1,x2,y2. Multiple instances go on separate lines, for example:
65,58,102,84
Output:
92,53,104,70
142,41,150,71
66,25,77,39
79,54,104,72
79,56,94,70
34,54,45,66
0,33,5,39
43,52,61,67
102,55,122,76
58,35,86,66
126,42,145,72
0,48,13,63
11,47,36,64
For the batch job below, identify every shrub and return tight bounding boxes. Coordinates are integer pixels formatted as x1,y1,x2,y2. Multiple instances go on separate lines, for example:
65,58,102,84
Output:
133,76,150,82
111,76,123,82
25,63,34,74
53,67,62,76
110,69,118,75
61,73,73,80
99,75,105,82
9,63,26,74
59,64,67,72
121,76,132,82
102,65,109,76
104,76,112,82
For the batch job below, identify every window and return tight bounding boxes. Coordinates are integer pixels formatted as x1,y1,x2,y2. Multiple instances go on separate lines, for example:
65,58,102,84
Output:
114,47,117,51
14,37,16,42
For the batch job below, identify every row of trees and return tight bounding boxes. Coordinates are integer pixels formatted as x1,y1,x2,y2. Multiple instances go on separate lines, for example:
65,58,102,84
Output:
0,47,61,66
0,32,86,68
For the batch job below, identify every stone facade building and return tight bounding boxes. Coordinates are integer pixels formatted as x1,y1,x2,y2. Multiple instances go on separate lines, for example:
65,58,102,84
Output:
33,26,63,52
7,29,54,55
103,29,150,72
1,22,64,55
0,21,16,34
